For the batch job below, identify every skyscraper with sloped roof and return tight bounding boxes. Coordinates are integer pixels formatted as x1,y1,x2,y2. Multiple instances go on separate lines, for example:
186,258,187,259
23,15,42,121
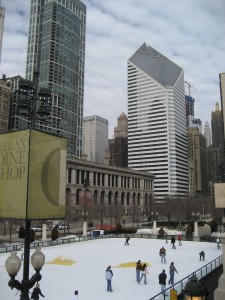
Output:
127,43,189,199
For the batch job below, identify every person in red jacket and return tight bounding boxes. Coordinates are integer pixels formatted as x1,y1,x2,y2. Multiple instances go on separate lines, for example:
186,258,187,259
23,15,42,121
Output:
178,234,182,246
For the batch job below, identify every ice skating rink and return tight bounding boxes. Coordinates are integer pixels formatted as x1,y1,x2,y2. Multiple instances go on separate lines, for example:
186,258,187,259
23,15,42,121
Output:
0,238,221,300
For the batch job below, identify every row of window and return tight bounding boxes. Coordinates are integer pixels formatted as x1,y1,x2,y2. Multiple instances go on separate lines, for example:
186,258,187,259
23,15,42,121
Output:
67,168,153,191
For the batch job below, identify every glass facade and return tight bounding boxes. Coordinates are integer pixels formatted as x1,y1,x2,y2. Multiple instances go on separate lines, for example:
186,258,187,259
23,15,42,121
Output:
25,0,86,157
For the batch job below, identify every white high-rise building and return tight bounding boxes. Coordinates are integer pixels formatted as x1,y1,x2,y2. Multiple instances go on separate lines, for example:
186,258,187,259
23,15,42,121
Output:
127,43,189,199
204,121,212,147
82,115,108,164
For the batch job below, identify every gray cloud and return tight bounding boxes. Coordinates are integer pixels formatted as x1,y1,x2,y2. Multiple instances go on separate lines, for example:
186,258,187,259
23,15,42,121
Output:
1,0,225,136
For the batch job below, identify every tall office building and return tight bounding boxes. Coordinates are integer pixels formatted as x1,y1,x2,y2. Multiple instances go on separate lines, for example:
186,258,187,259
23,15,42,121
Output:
0,75,11,133
109,112,128,167
211,102,224,147
207,102,225,188
20,0,86,157
127,43,189,199
188,115,202,132
187,127,207,196
0,1,5,63
219,73,225,139
185,95,195,126
204,121,212,148
82,115,108,164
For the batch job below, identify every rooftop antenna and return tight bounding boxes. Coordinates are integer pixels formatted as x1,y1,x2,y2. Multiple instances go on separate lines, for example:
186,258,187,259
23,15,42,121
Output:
184,81,197,96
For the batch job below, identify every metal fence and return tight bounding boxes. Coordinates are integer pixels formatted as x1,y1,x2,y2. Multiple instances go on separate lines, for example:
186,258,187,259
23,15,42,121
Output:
1,233,223,300
148,255,223,300
0,232,219,253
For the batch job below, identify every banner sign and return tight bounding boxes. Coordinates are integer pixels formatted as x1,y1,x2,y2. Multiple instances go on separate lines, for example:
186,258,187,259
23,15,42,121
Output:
79,191,93,206
214,183,225,208
170,289,177,300
0,129,67,219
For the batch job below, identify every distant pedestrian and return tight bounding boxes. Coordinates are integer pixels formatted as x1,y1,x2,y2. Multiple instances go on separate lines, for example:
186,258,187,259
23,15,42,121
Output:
165,233,168,243
216,238,221,250
138,263,148,284
168,262,178,285
105,265,113,292
21,246,24,261
159,269,168,296
72,290,79,300
178,234,182,246
199,251,205,261
31,283,45,299
171,236,176,249
124,234,130,245
159,246,166,263
136,260,142,282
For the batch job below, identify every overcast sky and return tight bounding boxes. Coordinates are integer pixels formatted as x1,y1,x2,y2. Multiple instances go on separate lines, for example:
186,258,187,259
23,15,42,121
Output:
1,0,225,137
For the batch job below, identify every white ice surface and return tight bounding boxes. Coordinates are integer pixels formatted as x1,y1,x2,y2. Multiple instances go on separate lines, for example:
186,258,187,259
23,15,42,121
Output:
0,238,222,300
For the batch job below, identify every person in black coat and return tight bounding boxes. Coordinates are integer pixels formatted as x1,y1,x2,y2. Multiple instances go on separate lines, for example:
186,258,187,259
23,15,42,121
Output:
199,250,205,261
159,269,168,296
124,234,130,245
171,236,176,249
31,283,45,299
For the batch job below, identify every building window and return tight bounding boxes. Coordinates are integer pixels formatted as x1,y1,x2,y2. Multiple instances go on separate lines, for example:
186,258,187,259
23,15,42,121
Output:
102,173,105,186
76,169,80,184
98,173,101,186
127,193,130,205
68,168,72,183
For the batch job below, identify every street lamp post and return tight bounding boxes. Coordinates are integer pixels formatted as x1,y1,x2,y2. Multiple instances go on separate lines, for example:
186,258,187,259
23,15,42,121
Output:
5,67,52,299
5,247,45,300
183,275,208,300
82,177,91,236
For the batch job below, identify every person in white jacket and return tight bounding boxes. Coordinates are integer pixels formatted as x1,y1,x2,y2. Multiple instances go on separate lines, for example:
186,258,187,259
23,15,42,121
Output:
138,263,148,284
216,238,221,249
105,265,113,292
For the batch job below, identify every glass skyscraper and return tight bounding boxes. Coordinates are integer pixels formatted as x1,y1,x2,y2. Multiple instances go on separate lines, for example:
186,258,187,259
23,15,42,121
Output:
25,0,86,157
127,43,189,199
0,1,5,63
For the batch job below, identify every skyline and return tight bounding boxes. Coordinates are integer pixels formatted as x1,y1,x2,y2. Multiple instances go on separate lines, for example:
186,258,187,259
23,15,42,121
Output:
1,0,225,137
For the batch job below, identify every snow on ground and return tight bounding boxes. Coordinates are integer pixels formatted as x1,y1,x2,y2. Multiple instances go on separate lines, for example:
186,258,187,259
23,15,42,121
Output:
0,238,222,300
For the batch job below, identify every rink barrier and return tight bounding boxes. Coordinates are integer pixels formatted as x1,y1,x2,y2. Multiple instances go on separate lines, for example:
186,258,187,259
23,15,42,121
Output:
0,232,221,253
148,255,223,300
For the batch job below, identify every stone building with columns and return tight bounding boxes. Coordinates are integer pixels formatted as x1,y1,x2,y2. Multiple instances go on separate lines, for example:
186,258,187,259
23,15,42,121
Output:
66,156,154,224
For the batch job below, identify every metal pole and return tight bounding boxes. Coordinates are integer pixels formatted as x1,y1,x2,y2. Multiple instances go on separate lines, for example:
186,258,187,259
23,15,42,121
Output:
21,67,38,299
21,219,31,300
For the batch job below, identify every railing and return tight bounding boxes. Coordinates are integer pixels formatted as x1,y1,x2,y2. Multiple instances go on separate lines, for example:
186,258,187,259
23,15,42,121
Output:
0,232,219,253
148,255,223,300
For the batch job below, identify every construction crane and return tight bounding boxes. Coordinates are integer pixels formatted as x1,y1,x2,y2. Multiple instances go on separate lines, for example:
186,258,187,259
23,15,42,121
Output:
184,81,197,96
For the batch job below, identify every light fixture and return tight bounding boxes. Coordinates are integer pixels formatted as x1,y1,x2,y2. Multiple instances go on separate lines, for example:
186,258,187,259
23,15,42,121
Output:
5,250,21,278
5,247,45,299
31,247,45,272
184,275,208,300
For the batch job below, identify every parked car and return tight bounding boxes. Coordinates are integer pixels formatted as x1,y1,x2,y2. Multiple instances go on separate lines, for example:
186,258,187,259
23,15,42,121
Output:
31,225,49,232
140,218,151,223
54,224,71,230
87,230,104,237
17,225,49,232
